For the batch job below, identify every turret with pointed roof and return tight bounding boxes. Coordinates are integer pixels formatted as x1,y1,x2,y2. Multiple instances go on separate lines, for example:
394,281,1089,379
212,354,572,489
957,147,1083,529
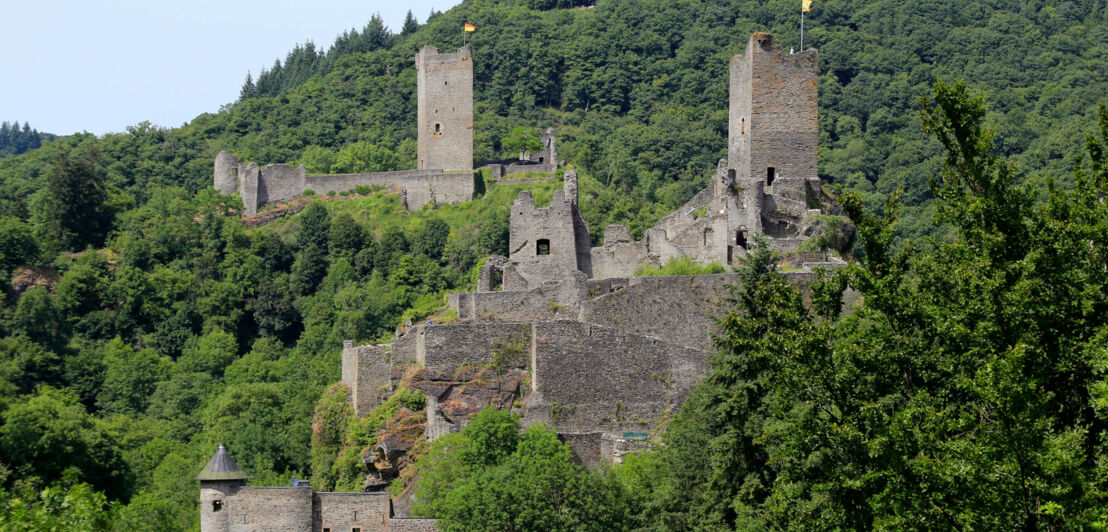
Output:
196,445,248,482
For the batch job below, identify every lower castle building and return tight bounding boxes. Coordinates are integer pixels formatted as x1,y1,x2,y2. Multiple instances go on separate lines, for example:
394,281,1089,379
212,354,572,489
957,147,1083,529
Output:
197,445,436,532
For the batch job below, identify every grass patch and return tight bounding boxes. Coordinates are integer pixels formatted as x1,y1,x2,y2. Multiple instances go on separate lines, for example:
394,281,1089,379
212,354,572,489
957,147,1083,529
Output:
634,255,726,276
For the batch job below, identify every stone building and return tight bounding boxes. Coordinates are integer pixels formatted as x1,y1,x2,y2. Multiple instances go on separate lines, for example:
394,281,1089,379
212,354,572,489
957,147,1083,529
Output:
196,445,436,532
214,46,476,215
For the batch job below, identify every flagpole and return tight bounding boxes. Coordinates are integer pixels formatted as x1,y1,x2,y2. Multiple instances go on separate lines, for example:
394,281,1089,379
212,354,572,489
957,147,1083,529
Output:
800,9,805,51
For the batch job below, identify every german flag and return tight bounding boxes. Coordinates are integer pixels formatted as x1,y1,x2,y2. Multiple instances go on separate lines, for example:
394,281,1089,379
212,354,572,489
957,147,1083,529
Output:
463,23,476,32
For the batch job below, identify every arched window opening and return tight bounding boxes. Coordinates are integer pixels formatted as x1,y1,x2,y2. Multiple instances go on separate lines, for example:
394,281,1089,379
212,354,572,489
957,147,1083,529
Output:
212,500,223,512
766,167,776,186
736,230,748,249
536,239,551,256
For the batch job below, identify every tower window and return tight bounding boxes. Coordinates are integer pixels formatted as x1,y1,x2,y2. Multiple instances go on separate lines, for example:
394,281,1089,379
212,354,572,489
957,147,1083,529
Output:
212,500,223,512
736,230,748,249
741,118,745,138
538,157,544,163
766,167,776,186
435,124,441,133
536,239,551,256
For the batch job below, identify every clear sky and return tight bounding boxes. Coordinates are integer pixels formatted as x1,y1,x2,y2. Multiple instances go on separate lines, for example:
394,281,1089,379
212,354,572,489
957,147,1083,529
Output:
0,1,462,136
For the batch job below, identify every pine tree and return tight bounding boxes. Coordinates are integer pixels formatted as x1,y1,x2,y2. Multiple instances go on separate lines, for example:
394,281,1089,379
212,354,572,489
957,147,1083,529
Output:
239,72,256,101
401,10,419,35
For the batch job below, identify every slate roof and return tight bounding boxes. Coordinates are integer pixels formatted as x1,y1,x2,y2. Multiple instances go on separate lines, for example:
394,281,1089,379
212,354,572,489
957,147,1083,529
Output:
195,445,248,481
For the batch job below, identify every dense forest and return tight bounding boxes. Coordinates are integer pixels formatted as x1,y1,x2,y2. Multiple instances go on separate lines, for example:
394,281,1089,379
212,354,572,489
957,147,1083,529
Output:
0,122,54,159
0,0,1105,529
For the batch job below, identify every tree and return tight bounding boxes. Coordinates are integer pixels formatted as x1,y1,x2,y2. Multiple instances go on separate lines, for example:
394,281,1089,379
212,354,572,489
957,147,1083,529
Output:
297,201,331,251
10,287,68,352
401,10,419,35
96,338,171,415
39,147,114,251
412,218,450,262
328,213,365,258
239,72,256,101
0,216,37,282
501,126,543,156
0,388,133,500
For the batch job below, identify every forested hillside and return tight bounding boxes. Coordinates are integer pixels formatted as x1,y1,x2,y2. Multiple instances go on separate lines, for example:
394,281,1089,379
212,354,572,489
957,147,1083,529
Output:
0,122,54,159
0,0,1105,529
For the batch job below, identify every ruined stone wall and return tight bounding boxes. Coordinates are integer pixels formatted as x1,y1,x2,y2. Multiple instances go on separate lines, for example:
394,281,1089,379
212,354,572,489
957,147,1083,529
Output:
451,277,585,323
589,224,649,280
226,487,313,531
728,42,753,179
258,164,308,205
312,492,391,532
306,171,474,209
579,274,738,351
509,190,582,287
528,321,709,434
416,322,533,371
342,342,393,417
388,519,439,532
417,46,473,172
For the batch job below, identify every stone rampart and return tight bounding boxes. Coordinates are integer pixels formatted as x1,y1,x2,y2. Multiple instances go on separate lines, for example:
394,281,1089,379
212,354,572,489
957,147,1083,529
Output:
450,277,585,323
528,321,709,435
579,274,737,351
342,342,393,417
416,322,532,371
227,487,313,531
313,492,391,532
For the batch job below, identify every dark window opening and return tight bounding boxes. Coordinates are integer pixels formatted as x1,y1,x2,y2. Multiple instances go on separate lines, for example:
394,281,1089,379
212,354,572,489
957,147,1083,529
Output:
766,167,776,186
536,239,551,256
727,245,734,264
212,500,223,512
323,528,331,532
434,123,441,133
491,269,503,291
538,157,544,163
741,118,745,138
736,230,748,249
353,528,362,532
444,81,448,85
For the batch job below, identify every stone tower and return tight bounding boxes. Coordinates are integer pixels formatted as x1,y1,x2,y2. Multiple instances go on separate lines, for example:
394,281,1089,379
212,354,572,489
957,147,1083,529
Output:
417,45,473,172
728,33,818,195
196,445,247,532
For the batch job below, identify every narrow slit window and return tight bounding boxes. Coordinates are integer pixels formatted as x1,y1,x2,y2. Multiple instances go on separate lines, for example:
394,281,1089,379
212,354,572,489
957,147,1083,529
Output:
741,118,745,138
766,167,775,186
536,239,551,256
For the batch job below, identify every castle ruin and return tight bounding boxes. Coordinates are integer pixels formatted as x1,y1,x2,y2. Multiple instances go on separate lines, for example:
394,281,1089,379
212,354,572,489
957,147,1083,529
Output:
213,47,477,215
200,32,848,529
341,32,844,466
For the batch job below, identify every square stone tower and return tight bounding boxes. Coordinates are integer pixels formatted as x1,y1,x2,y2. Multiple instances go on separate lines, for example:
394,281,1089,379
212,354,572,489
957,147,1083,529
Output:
728,33,818,192
417,45,473,172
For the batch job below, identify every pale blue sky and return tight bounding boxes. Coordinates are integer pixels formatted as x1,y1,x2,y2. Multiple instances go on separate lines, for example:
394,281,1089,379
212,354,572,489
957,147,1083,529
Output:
1,1,462,136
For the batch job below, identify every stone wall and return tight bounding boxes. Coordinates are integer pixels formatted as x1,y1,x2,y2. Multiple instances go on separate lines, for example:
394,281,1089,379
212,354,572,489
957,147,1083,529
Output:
313,492,391,532
227,487,313,532
388,519,439,532
528,321,709,435
417,46,473,172
579,274,738,351
342,342,393,417
450,276,585,323
416,322,533,371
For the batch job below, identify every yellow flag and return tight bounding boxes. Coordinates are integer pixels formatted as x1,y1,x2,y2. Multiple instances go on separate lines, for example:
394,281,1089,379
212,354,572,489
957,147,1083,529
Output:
464,23,476,32
802,0,812,11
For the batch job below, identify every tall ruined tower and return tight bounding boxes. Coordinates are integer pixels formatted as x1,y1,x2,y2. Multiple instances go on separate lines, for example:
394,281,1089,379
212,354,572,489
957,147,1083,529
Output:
417,45,473,172
728,33,818,195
